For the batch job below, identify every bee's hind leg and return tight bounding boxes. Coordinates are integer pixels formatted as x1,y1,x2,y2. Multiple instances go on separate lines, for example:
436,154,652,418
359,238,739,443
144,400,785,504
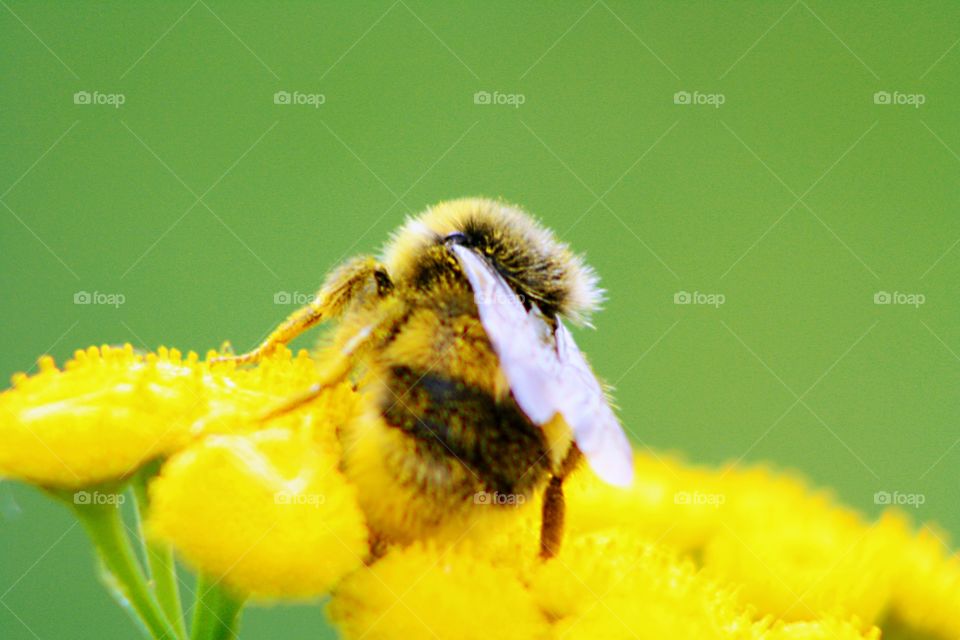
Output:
539,445,582,559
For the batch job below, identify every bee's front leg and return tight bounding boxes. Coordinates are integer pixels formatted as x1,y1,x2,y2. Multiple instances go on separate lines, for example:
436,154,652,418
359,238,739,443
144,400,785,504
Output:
211,256,391,365
214,302,327,365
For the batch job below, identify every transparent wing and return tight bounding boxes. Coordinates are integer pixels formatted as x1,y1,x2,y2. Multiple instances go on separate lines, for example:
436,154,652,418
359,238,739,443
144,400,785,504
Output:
451,245,633,486
553,322,634,486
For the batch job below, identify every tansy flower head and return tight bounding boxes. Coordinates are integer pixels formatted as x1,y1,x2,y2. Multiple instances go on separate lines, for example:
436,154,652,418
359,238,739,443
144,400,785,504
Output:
564,452,726,551
148,426,368,599
328,543,551,640
873,511,960,638
0,344,356,488
702,468,895,625
531,531,754,639
0,345,203,487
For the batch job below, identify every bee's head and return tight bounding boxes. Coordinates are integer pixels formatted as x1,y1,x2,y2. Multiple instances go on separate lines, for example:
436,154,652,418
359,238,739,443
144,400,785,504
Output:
382,198,602,324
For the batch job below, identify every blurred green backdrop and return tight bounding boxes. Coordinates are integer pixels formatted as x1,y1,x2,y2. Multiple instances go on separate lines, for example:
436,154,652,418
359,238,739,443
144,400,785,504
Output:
2,1,958,638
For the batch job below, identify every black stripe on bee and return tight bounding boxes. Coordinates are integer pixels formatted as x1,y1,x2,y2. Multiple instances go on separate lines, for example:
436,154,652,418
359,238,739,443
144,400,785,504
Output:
382,366,550,497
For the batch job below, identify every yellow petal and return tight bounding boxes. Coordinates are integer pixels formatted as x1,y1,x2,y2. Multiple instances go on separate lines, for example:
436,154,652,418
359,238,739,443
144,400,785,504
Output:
148,427,368,598
328,543,550,640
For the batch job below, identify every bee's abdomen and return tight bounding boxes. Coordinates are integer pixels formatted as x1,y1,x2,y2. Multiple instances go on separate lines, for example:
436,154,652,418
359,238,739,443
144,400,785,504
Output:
382,365,550,497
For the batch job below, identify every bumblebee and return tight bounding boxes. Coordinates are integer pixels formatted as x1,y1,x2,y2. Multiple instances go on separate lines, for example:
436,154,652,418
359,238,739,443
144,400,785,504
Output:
216,198,632,558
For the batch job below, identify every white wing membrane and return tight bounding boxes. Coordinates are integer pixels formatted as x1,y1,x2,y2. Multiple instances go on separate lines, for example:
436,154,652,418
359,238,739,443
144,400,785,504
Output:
452,245,633,487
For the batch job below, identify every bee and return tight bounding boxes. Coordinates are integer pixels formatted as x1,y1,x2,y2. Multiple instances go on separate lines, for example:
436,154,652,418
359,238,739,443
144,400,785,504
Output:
215,198,632,558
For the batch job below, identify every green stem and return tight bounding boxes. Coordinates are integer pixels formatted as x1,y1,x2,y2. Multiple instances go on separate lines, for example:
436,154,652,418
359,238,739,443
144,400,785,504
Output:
67,493,180,640
190,575,245,640
132,466,188,639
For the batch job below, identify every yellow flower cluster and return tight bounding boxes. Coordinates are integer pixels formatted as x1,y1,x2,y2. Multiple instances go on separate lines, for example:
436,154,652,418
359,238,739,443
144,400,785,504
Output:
2,344,958,638
0,344,368,597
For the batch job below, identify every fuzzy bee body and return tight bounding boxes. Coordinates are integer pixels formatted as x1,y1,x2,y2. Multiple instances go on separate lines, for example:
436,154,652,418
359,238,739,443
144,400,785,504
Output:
220,198,632,555
336,287,561,544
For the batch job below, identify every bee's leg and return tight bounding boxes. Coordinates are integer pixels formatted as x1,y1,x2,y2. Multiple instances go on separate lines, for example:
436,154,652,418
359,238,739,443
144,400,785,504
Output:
216,303,325,366
258,381,328,423
539,476,566,559
257,329,370,423
212,256,392,365
366,533,390,564
539,446,582,559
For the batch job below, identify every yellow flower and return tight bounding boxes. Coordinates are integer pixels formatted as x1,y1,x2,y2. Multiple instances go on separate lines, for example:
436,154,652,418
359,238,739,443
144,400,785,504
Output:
328,530,881,640
3,341,959,639
0,345,203,487
702,470,895,624
564,452,725,551
148,426,368,599
328,543,551,640
874,511,960,638
532,531,754,640
0,343,348,488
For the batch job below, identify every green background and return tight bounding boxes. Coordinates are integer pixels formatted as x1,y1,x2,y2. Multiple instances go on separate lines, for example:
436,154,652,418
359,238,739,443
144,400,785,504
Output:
2,1,958,638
